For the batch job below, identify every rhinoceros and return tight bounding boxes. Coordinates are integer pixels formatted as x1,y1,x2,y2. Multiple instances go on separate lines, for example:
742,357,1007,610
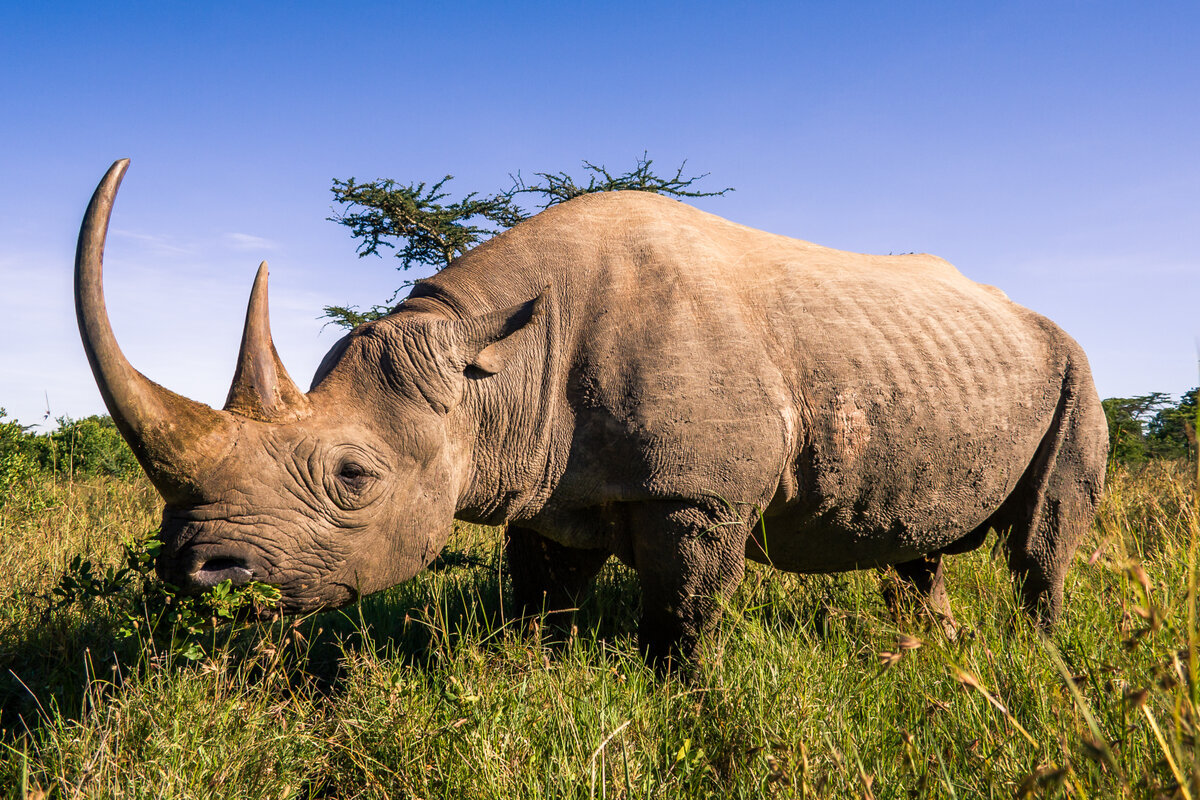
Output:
75,159,1107,663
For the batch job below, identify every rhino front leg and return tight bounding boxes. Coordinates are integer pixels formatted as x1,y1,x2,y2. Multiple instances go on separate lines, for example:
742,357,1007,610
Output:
505,525,610,625
629,502,748,668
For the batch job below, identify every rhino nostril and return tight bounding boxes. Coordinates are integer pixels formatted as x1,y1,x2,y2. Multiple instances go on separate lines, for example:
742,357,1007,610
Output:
190,556,255,588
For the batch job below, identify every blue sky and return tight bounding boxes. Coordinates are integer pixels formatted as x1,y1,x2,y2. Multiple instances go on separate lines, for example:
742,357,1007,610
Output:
1,1,1196,427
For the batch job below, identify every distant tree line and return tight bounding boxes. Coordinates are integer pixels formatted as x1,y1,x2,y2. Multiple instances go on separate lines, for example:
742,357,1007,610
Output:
1102,389,1197,464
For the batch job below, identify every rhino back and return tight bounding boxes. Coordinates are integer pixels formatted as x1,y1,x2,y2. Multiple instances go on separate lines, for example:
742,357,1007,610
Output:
408,192,1076,566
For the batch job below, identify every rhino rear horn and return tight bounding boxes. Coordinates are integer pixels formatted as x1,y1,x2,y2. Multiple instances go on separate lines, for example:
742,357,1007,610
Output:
224,262,309,421
75,159,237,504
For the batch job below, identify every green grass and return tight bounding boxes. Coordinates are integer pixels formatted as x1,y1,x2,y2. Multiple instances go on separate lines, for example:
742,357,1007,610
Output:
1,462,1197,798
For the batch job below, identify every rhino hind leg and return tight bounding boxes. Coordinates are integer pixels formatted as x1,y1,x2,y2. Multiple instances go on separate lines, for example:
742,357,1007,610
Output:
628,501,750,669
881,554,958,635
505,525,610,626
996,361,1107,626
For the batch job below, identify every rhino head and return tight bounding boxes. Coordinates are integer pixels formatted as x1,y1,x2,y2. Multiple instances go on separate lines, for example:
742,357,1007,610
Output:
76,160,536,612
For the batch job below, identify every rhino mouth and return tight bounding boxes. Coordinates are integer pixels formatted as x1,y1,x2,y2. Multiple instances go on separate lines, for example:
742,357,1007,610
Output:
262,582,359,616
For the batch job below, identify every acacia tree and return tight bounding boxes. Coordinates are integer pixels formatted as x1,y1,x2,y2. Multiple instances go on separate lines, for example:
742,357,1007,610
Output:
324,155,731,329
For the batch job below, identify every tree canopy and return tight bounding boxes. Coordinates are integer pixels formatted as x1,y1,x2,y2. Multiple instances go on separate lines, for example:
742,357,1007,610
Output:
324,155,731,329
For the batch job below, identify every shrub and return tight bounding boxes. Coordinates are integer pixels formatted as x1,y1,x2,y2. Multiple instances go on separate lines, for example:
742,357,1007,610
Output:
34,415,140,480
0,408,41,507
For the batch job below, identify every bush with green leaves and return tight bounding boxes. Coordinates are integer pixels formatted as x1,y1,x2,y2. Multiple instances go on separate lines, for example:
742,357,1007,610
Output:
34,414,141,479
2,411,142,510
0,408,42,507
50,530,282,662
1147,387,1198,459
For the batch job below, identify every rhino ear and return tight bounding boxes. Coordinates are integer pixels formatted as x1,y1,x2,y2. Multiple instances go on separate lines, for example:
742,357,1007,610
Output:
458,292,547,376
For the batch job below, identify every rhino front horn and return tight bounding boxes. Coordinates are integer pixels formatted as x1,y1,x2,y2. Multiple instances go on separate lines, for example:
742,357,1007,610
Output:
224,262,308,421
75,159,238,505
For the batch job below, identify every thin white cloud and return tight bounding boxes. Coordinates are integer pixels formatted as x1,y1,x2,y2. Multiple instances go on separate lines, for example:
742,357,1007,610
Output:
225,232,279,252
111,229,193,257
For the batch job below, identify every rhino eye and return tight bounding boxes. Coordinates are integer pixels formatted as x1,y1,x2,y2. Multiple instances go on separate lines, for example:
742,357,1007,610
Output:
324,447,386,510
336,461,371,488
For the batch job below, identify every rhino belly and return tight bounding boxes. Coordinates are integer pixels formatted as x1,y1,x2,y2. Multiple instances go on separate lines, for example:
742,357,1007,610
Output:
748,414,1045,573
748,501,997,573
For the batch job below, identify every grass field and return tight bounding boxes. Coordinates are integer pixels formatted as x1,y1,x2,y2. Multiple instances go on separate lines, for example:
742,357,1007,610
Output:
1,461,1197,798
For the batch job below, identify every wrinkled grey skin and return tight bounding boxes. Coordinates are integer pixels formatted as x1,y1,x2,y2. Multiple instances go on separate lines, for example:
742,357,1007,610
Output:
76,160,1107,664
